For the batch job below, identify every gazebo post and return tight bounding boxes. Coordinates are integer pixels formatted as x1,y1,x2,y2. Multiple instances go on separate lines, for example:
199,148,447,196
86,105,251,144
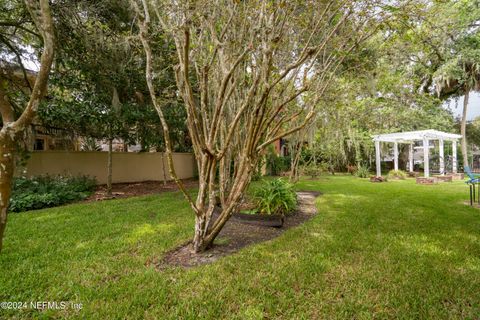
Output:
452,140,458,173
375,140,381,177
439,138,445,175
423,137,430,178
393,142,399,171
408,143,414,173
372,131,462,181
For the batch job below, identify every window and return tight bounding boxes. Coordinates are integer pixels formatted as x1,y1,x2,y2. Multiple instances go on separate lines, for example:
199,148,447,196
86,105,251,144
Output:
34,138,45,151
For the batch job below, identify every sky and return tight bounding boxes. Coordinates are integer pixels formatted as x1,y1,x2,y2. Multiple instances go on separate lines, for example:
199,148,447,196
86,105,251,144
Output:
445,92,480,121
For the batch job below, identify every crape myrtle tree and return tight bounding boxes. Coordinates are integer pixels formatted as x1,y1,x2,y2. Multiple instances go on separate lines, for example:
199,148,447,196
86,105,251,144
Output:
287,112,316,183
0,0,55,252
131,0,392,252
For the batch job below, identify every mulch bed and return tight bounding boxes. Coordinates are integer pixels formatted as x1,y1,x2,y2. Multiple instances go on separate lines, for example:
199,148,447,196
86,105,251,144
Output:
85,179,199,201
155,191,321,268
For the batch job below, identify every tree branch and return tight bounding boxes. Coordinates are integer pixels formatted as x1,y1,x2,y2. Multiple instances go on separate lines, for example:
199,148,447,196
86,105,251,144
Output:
131,0,199,214
4,0,55,137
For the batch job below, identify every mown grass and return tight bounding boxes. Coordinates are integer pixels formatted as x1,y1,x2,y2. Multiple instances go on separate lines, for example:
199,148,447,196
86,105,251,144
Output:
1,176,480,319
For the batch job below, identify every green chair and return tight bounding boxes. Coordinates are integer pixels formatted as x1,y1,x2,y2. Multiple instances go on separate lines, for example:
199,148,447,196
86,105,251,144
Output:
464,166,480,205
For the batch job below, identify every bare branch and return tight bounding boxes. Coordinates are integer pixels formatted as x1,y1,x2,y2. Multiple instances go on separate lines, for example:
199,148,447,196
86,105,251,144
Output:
130,0,199,214
5,0,55,136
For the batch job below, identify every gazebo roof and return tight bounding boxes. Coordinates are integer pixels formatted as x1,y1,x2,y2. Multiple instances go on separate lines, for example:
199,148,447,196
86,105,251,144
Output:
372,129,462,143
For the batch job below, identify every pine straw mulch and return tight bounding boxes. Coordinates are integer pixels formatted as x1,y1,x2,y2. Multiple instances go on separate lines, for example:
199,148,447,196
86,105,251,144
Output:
153,191,321,268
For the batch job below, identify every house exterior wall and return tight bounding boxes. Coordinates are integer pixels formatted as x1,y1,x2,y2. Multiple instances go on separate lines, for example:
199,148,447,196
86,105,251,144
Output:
19,151,196,184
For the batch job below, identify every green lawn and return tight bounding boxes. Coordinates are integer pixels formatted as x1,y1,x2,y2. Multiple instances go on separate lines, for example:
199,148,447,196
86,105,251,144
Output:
1,176,480,319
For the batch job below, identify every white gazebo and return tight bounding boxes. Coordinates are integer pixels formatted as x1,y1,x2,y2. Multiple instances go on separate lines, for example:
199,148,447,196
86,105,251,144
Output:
372,130,462,178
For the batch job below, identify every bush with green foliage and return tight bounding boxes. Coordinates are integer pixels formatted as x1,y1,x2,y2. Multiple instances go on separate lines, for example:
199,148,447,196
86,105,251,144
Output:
10,175,97,212
303,165,321,179
302,162,330,179
355,165,371,178
267,155,290,176
302,162,328,179
263,145,291,176
253,178,297,216
387,170,407,180
251,157,265,181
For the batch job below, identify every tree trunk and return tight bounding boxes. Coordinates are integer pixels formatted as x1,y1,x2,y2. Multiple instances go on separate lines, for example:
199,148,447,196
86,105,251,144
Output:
106,138,113,197
0,139,15,253
461,90,470,168
289,142,304,183
193,215,208,252
162,152,167,186
0,0,55,253
191,155,254,252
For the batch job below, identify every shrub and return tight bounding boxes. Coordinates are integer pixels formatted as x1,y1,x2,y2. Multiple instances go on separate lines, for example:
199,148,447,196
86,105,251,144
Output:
318,162,331,173
9,175,97,212
253,178,297,216
265,145,290,176
347,165,357,175
303,165,321,179
251,157,265,181
270,156,291,176
302,162,330,179
355,165,370,178
387,170,407,180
